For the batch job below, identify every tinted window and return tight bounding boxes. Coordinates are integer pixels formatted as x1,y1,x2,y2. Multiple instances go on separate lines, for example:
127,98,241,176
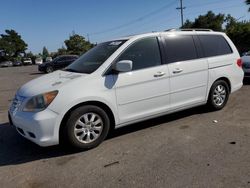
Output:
118,37,161,71
66,40,126,74
164,35,197,63
198,35,232,57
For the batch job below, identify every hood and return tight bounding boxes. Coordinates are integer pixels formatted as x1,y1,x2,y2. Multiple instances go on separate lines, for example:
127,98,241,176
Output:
18,70,87,97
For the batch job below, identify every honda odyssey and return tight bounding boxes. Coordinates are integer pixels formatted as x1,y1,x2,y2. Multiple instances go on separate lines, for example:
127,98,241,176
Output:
9,29,244,150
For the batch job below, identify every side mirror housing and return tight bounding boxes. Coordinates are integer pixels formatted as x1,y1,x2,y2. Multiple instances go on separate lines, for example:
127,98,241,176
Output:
114,60,133,73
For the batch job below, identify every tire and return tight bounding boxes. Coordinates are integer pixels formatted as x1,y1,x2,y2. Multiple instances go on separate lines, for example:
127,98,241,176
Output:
62,105,110,150
46,66,53,73
207,80,230,111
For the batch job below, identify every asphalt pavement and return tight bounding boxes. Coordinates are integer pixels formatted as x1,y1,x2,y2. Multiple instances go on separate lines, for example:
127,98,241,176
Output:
0,66,250,188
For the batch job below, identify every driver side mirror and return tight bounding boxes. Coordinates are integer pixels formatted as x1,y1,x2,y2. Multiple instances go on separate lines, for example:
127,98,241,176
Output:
113,60,133,73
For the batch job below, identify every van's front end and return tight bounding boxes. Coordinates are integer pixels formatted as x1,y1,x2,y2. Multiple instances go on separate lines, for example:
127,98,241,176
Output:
8,70,85,146
8,39,127,148
9,91,59,146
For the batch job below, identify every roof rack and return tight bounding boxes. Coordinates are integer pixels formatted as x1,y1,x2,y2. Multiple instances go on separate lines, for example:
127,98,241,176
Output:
180,28,213,32
165,28,213,32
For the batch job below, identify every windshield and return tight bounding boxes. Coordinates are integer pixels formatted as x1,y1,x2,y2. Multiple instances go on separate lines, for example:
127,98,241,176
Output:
65,40,126,74
52,57,60,62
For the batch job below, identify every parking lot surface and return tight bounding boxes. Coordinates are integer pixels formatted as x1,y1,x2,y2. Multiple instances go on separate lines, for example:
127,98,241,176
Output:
0,66,250,188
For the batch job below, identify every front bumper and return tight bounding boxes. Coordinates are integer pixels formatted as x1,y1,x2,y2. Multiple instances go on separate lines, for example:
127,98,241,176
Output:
9,108,59,147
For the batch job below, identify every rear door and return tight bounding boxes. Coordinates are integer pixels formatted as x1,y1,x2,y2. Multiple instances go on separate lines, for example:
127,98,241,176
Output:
162,34,209,109
113,37,171,123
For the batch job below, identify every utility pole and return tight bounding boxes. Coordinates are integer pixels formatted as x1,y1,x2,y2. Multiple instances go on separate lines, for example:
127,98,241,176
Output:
176,0,186,27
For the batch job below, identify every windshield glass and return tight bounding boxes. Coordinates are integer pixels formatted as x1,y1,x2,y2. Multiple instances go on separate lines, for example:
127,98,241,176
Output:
65,40,126,74
52,57,60,62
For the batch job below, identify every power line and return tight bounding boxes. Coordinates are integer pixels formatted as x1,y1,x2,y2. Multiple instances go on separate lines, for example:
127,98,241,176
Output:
88,0,177,36
92,1,245,43
186,0,237,9
176,0,186,27
91,0,233,40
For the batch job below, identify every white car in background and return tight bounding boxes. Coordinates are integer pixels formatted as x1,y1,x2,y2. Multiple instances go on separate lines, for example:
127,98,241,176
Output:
242,52,250,77
22,58,32,65
46,57,53,62
35,57,43,65
9,29,244,150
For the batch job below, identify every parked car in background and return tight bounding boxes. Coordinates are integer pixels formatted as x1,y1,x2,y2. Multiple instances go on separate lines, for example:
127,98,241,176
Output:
9,30,243,150
13,61,22,66
38,55,78,73
242,52,250,78
46,57,53,62
0,61,13,67
22,58,32,65
35,57,43,65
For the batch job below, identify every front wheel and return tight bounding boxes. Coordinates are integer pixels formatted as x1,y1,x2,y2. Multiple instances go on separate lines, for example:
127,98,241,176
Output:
207,80,230,111
62,105,110,150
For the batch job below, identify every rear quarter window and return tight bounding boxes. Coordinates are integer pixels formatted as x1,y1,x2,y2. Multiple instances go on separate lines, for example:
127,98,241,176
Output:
198,35,233,57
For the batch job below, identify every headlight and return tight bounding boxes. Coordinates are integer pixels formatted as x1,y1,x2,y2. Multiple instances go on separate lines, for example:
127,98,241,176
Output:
23,90,58,112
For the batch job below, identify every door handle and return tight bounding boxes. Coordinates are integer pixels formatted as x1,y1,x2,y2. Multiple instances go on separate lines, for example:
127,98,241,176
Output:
154,71,165,77
173,68,183,74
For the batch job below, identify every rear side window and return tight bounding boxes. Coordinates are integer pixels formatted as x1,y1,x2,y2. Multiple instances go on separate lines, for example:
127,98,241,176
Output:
164,35,197,63
118,37,162,71
198,35,232,57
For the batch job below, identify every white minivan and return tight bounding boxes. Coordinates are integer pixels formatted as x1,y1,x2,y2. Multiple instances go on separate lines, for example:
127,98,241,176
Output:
9,29,244,150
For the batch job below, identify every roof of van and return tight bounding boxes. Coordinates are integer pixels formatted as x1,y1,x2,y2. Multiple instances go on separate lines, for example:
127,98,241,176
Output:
110,29,225,42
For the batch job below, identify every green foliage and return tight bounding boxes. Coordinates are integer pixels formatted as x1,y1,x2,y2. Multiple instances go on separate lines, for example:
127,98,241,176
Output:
64,34,93,55
26,51,34,58
181,11,250,54
42,46,49,58
182,11,225,31
226,17,250,53
0,29,27,59
57,46,68,56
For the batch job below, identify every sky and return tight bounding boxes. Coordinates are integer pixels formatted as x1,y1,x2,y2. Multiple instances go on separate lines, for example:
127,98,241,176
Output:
0,0,249,54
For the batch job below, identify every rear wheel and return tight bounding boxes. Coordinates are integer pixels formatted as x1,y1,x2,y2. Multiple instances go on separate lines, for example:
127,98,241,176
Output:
62,105,110,150
207,80,229,110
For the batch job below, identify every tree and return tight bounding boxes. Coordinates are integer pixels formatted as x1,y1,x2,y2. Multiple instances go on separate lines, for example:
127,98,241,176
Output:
246,0,250,11
226,16,250,53
0,29,27,59
57,46,68,56
181,11,250,54
181,19,193,28
64,34,93,55
182,11,225,31
26,51,33,58
42,46,49,58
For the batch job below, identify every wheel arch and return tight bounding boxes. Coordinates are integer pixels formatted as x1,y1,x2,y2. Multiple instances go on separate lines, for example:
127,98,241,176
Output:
59,101,116,144
214,77,231,93
206,76,232,101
